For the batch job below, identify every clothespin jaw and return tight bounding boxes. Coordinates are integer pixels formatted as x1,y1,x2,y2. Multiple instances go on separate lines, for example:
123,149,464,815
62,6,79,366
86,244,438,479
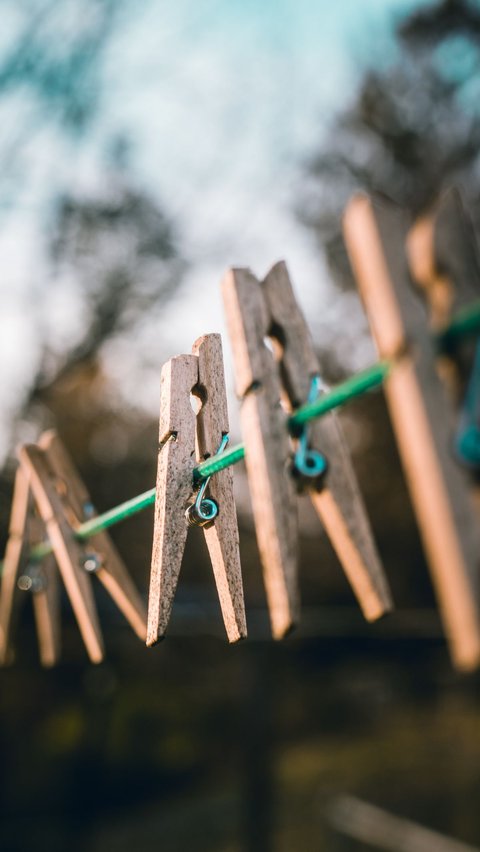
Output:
344,193,480,671
261,261,393,622
0,466,61,667
147,336,246,646
222,267,300,639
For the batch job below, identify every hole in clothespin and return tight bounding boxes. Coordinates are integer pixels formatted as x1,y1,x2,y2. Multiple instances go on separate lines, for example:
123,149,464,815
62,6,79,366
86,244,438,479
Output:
243,380,262,397
263,335,275,356
190,393,202,415
267,321,286,358
55,476,69,499
263,327,284,363
190,382,207,415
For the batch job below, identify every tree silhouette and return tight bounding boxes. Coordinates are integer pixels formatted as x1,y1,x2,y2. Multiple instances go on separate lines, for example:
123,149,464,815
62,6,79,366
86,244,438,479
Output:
304,0,480,289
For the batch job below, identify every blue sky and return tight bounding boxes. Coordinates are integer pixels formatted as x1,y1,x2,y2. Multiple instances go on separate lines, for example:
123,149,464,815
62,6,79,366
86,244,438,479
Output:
0,0,433,457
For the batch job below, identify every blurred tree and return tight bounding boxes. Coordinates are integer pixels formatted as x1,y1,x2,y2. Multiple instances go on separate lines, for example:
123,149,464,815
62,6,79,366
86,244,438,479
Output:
0,0,121,136
29,183,183,406
0,0,185,453
0,1,185,553
304,0,480,290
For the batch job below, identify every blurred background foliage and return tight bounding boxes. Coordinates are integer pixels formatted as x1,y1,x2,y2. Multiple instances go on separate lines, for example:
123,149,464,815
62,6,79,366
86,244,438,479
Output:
1,1,480,850
303,0,480,291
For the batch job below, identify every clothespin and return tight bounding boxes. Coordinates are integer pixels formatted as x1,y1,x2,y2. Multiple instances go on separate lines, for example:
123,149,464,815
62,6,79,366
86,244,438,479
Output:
262,261,392,621
147,333,247,646
16,430,147,663
222,264,391,639
0,467,60,667
344,193,480,671
222,268,300,639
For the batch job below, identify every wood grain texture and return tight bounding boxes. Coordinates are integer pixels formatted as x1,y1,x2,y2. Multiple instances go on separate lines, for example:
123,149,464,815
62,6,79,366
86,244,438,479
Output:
192,334,247,642
222,267,299,639
344,193,480,671
262,261,392,621
39,431,147,641
18,444,104,663
147,355,199,646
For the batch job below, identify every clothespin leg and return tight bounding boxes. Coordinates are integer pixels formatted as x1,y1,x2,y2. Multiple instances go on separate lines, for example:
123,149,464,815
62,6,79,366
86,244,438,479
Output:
222,268,299,638
193,333,247,642
147,355,199,646
309,417,393,621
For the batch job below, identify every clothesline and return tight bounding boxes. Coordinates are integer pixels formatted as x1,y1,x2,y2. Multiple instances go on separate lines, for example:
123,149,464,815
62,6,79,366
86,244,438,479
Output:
23,294,480,565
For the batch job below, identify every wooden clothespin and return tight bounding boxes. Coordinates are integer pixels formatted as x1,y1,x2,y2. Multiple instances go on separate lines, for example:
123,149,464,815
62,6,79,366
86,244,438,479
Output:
0,466,60,667
222,268,299,639
222,264,391,639
147,333,247,646
343,193,480,671
38,431,147,641
262,261,392,621
16,430,147,663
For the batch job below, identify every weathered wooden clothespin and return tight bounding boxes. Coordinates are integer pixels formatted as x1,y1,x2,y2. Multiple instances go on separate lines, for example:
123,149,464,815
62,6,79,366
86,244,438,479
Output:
222,268,299,639
262,261,392,621
0,466,60,667
15,430,147,663
147,333,247,646
222,264,391,639
344,193,480,671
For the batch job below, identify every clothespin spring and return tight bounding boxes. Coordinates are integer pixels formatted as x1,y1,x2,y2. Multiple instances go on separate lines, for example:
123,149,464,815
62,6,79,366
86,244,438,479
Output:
292,376,328,487
186,434,229,527
18,564,47,594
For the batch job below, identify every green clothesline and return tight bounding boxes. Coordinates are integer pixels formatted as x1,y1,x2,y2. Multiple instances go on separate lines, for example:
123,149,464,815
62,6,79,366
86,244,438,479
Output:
28,359,391,562
18,296,480,564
